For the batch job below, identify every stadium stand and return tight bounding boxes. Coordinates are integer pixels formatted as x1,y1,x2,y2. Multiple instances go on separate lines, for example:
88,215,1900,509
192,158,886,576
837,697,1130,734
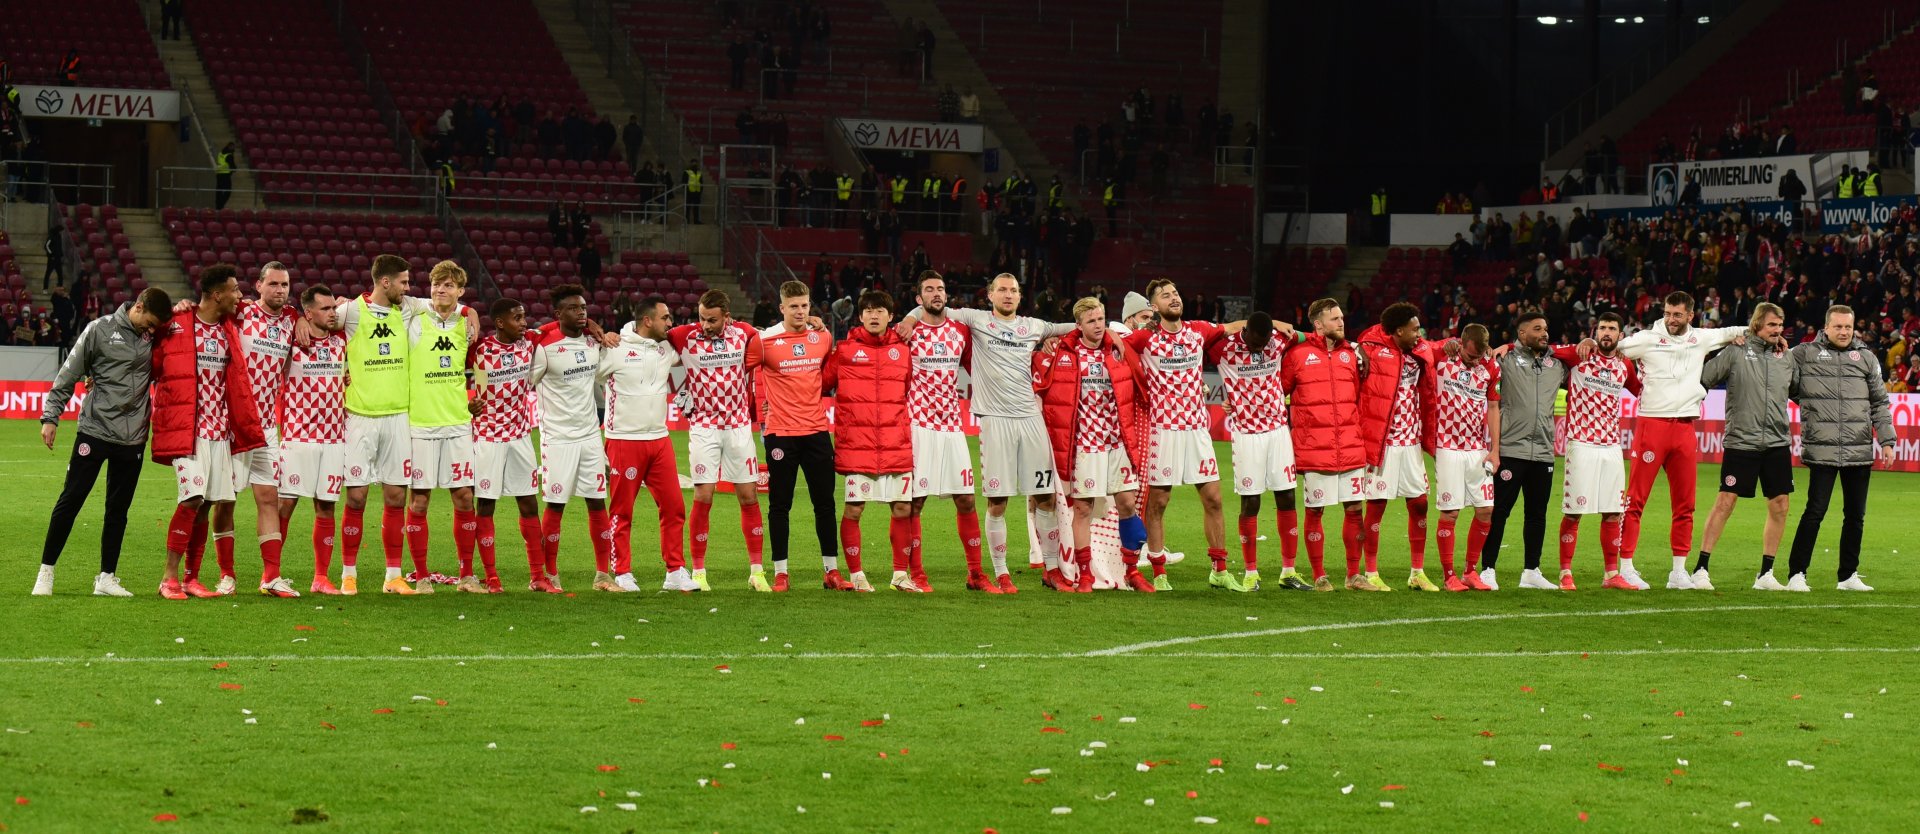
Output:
0,0,169,89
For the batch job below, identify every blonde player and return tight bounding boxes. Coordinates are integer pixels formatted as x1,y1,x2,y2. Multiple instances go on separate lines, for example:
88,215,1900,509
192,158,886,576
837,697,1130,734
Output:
402,261,479,593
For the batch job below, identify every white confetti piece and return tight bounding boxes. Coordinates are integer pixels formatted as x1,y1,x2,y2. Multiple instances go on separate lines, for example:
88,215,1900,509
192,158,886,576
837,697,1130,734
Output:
458,615,465,620
1738,674,1749,680
1539,745,1552,751
976,644,993,648
625,791,642,798
1844,713,1854,719
400,647,412,652
1195,816,1219,824
796,806,806,814
1380,802,1395,809
636,618,649,624
153,700,162,706
241,709,253,715
1081,749,1095,757
1732,823,1741,828
1878,688,1888,694
615,803,637,811
1051,807,1072,815
723,763,735,769
579,807,597,814
760,636,769,642
1120,716,1137,723
1341,784,1354,794
1255,763,1273,771
174,638,185,644
696,779,709,787
1031,768,1052,776
1088,741,1107,748
1724,701,1733,706
614,635,625,641
508,627,514,631
1206,767,1224,774
243,718,257,725
486,743,497,749
884,713,891,720
1483,760,1497,767
1735,802,1752,809
785,643,794,648
412,696,430,702
1137,763,1153,772
1763,814,1780,823
716,668,731,674
1096,792,1117,800
1786,760,1803,767
291,638,308,643
1277,764,1289,771
1281,718,1291,725
1144,798,1156,807
1310,686,1325,692
1256,706,1270,711
795,717,806,725
1662,735,1675,740
709,608,718,613
1245,616,1258,621
591,642,600,648
1677,759,1689,766
822,772,832,780
1802,765,1815,771
1583,714,1592,720
105,652,115,658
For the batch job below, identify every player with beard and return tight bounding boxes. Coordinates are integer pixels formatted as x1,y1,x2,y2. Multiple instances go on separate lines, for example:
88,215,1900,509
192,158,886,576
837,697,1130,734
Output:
1208,312,1305,590
1280,299,1367,591
234,262,298,595
1696,303,1796,590
1553,312,1642,590
275,286,351,593
903,271,995,591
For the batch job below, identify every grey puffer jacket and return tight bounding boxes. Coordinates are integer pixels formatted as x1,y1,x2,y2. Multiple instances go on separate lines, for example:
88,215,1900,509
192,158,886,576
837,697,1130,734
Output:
1789,333,1894,467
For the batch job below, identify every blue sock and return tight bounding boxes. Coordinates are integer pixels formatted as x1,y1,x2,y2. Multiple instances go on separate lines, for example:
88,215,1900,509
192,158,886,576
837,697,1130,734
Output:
1118,515,1147,552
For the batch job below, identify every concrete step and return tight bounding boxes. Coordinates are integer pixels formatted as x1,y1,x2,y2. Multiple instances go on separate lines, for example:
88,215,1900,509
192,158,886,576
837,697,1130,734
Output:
155,25,258,201
117,209,190,299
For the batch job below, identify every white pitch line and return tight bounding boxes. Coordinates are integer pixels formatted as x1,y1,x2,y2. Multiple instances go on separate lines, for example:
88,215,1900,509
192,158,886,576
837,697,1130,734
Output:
1086,602,1920,656
2,644,1917,665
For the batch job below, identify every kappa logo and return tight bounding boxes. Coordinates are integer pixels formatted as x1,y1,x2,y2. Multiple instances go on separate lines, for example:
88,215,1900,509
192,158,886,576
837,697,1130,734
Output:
371,323,396,339
431,336,456,352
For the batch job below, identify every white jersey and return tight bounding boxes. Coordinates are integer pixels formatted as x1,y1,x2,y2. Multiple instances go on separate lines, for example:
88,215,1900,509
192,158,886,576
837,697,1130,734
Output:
1617,324,1745,417
528,328,604,444
938,306,1074,419
601,333,677,441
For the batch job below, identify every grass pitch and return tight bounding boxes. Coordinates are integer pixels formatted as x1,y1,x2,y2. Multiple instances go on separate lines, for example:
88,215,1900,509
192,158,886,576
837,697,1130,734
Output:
1,419,1916,832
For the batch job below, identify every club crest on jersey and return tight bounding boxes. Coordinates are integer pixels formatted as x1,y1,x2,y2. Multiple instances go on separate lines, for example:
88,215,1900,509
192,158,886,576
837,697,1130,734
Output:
267,325,283,340
351,466,364,477
933,343,949,355
439,355,452,368
1849,350,1861,361
77,443,91,456
378,343,391,356
625,467,638,479
791,343,806,357
770,448,785,461
1641,450,1655,462
1499,469,1512,481
1577,495,1587,505
290,474,301,485
1338,352,1350,363
888,348,901,361
807,332,820,344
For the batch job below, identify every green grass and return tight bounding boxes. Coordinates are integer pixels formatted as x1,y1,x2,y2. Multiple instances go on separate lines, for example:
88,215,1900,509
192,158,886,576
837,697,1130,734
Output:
2,419,1916,832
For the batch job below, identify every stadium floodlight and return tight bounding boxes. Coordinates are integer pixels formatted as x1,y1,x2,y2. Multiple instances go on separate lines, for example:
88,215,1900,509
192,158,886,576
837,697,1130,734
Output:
1614,17,1626,23
1697,15,1711,23
1537,16,1559,25
1633,16,1645,23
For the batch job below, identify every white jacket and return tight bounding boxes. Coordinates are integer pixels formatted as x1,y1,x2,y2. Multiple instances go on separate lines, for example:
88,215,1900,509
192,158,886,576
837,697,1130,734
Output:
1617,324,1746,417
600,328,678,440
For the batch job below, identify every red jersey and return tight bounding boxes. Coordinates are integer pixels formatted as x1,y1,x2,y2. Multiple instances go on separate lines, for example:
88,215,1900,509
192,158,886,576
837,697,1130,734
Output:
906,316,970,432
1071,341,1123,453
281,332,347,444
1431,355,1498,452
471,334,536,443
194,318,233,442
668,322,760,430
237,302,296,431
1124,320,1223,431
1207,332,1287,434
1383,353,1424,446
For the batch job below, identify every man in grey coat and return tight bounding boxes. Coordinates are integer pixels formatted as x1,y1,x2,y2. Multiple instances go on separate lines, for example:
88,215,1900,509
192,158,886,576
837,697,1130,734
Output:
1695,303,1797,591
1784,305,1896,591
31,287,171,596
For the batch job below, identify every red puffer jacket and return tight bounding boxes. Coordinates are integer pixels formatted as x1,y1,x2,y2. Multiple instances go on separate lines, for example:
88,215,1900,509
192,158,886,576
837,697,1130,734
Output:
822,326,912,474
1033,331,1143,485
1279,332,1365,472
1354,324,1439,465
150,309,266,465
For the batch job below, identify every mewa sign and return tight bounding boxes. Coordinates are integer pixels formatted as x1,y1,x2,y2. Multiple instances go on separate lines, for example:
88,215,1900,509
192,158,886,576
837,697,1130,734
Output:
836,118,984,153
14,85,181,122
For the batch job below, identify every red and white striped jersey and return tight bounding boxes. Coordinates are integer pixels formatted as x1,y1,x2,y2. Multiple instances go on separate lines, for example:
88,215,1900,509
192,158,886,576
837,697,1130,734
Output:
1124,320,1223,431
194,318,232,441
907,316,970,432
1564,351,1636,446
1072,343,1122,453
1432,356,1498,452
1207,332,1287,434
1384,357,1424,446
471,334,535,443
668,322,759,430
237,303,296,431
281,332,347,444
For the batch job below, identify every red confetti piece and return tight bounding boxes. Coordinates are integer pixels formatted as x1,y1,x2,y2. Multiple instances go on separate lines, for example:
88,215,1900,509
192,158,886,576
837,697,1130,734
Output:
434,699,448,706
372,708,393,715
1672,769,1687,776
75,722,93,729
627,698,646,704
1255,818,1271,826
293,625,314,631
1649,689,1660,693
218,683,243,691
211,662,228,670
877,752,888,759
1188,703,1208,710
153,813,177,822
1597,762,1624,772
1092,715,1103,721
986,829,1000,834
1209,758,1223,766
1811,817,1823,826
1581,653,1590,659
1791,694,1803,700
1282,698,1297,705
1520,686,1534,693
1040,727,1065,734
1042,712,1054,721
861,719,886,727
721,743,737,750
1186,791,1199,799
1253,691,1264,697
823,734,845,741
1479,730,1495,737
1381,784,1405,791
597,765,619,772
714,665,729,671
14,797,27,805
1023,777,1046,784
319,723,336,730
1733,731,1744,736
900,748,910,755
565,593,576,598
1674,710,1686,717
1578,812,1589,822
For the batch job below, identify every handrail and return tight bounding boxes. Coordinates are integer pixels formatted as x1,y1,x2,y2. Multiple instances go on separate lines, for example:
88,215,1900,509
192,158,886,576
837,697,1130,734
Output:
326,0,427,179
571,0,703,179
756,67,873,110
7,162,118,207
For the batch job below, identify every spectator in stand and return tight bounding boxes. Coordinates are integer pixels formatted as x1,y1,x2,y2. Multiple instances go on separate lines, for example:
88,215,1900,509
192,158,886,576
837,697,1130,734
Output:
571,203,592,250
1449,233,1473,275
547,201,568,247
916,23,935,81
937,85,959,122
1654,134,1677,164
1773,125,1797,156
1583,144,1604,195
1680,172,1701,206
960,88,980,122
537,111,562,158
623,116,644,166
727,33,751,90
578,244,602,291
563,108,590,162
594,116,617,161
